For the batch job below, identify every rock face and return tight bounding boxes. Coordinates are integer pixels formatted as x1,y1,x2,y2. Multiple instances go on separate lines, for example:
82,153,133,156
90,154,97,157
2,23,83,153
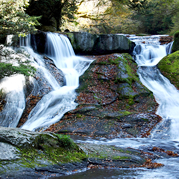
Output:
65,32,135,55
172,31,179,53
158,50,179,89
46,53,161,138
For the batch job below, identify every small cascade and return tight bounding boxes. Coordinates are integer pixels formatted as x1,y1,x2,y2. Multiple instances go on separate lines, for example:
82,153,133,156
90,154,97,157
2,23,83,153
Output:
130,35,179,139
166,41,174,54
20,33,93,131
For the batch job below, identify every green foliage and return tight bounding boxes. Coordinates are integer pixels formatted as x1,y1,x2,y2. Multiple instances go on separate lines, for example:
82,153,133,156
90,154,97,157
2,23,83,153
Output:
170,0,179,35
27,0,79,31
0,62,36,79
0,0,40,40
128,0,179,34
128,0,149,12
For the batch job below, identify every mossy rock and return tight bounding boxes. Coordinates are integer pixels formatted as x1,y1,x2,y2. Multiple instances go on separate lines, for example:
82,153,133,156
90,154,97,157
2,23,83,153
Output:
0,127,87,175
79,143,146,167
158,50,179,88
172,31,179,53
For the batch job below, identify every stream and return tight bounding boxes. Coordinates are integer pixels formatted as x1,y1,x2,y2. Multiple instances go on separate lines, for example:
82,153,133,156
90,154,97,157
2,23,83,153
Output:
1,33,179,178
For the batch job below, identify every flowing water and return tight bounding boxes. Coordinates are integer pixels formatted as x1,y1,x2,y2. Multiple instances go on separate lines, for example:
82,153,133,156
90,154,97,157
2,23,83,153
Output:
131,35,179,140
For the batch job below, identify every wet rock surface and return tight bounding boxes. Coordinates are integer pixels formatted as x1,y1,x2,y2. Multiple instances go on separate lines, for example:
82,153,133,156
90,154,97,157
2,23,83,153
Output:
0,53,174,178
46,54,161,138
30,31,135,55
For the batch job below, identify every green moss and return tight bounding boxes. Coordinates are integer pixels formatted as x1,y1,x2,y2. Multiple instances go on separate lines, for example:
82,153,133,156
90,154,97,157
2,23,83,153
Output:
121,111,131,116
128,96,134,105
112,156,130,160
158,50,179,88
0,62,36,79
76,114,83,118
116,54,139,85
8,133,87,170
141,118,149,122
108,58,120,65
172,31,179,53
116,111,131,120
98,61,108,65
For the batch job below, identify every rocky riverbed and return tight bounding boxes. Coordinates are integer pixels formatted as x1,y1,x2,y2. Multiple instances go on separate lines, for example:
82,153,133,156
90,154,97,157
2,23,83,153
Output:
46,53,161,138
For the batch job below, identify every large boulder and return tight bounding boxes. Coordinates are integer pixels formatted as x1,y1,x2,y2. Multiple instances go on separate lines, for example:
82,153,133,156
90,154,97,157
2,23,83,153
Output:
158,50,179,89
0,127,87,178
64,32,135,55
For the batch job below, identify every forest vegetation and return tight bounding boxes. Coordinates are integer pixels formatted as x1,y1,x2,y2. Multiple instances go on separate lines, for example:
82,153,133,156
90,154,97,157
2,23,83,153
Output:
0,0,179,40
25,0,179,35
0,0,179,80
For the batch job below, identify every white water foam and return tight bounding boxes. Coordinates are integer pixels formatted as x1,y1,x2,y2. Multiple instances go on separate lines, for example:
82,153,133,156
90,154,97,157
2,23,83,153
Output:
0,74,25,127
21,33,93,131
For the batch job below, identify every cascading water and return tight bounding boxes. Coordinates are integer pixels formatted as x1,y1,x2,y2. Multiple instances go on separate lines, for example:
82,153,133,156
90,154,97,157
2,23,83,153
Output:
19,33,93,131
131,35,179,139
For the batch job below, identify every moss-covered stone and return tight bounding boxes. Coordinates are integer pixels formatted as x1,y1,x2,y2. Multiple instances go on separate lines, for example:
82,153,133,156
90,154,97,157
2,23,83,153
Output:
0,127,87,175
65,32,75,47
158,50,179,88
79,143,146,167
116,54,139,85
172,31,179,53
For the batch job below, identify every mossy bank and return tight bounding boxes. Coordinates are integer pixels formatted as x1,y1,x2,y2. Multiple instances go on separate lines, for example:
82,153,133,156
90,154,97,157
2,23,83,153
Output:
158,50,179,89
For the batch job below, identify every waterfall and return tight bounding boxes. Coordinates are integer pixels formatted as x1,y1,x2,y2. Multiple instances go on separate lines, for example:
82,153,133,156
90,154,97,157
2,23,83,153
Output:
131,35,179,139
19,33,93,131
